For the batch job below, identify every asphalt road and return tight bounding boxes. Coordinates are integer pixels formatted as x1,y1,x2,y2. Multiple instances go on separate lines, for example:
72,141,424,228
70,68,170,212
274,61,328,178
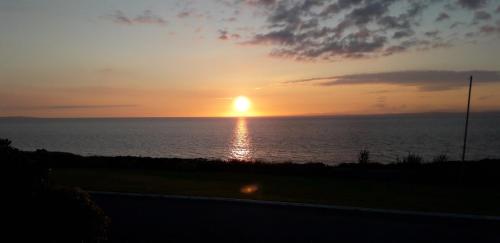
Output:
92,193,500,243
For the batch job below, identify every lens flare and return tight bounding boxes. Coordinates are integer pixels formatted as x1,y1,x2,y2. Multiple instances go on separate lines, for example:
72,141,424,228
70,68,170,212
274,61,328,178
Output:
240,184,259,194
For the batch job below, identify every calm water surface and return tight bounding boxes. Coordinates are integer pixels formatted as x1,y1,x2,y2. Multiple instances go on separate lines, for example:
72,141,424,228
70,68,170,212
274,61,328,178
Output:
1,114,499,165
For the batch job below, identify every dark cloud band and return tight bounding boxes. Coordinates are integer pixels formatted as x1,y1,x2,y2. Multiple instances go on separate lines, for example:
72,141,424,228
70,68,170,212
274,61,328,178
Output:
284,70,500,91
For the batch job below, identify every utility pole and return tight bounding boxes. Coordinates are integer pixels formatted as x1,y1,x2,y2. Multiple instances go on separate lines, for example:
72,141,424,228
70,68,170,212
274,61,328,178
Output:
461,76,473,162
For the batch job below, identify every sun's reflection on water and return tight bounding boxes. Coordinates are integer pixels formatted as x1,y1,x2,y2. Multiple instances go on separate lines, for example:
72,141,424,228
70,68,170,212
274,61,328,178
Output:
230,118,252,161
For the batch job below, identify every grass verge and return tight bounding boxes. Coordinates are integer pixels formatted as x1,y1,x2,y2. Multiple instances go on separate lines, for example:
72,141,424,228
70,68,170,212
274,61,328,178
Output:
52,168,500,216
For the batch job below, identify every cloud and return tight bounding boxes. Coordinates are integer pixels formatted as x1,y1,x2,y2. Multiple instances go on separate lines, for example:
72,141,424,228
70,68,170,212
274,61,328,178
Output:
450,21,465,29
1,104,137,111
225,0,499,61
218,30,230,40
43,105,137,110
239,0,428,60
374,96,387,109
223,16,238,22
244,0,277,6
456,0,488,10
479,24,500,35
177,11,192,18
366,89,392,94
176,8,207,19
106,10,167,26
478,94,494,100
473,11,492,24
107,10,132,25
283,70,500,91
218,30,241,40
134,10,168,25
424,31,440,38
436,12,450,22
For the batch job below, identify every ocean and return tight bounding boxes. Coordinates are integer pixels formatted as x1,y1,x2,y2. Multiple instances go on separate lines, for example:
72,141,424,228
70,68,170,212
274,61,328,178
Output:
1,113,499,165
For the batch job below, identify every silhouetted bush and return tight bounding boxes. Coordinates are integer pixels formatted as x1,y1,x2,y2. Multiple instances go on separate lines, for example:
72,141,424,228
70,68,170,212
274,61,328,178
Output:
32,187,110,242
1,138,110,242
432,154,449,163
358,150,370,164
0,138,12,149
2,138,49,197
398,153,423,164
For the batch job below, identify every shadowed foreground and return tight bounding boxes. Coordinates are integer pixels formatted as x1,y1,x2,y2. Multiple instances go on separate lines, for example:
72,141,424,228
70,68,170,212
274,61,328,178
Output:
93,193,500,243
54,168,500,216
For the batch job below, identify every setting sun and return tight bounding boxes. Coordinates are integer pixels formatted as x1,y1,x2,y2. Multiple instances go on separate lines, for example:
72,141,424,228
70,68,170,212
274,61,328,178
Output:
234,96,251,113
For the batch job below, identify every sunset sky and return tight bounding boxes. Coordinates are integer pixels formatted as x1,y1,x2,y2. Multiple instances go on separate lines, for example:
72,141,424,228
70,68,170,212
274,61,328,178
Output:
1,0,500,117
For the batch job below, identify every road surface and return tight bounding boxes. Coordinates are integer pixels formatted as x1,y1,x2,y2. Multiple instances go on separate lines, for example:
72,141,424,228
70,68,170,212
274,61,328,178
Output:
92,193,500,242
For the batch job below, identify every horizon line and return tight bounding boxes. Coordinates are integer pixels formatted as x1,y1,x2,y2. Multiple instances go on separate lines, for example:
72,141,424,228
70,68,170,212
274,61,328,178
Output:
1,110,500,119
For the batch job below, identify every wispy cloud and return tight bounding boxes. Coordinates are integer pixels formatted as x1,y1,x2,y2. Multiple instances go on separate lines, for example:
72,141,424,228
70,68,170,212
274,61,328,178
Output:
105,10,167,26
43,105,137,110
283,70,500,91
1,104,137,111
176,9,207,19
177,10,193,18
218,29,241,40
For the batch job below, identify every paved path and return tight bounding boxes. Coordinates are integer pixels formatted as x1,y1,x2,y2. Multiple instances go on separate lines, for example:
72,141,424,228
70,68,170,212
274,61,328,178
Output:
92,193,500,242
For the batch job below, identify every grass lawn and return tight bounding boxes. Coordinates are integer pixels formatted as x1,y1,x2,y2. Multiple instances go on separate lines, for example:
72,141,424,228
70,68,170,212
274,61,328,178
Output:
52,168,500,216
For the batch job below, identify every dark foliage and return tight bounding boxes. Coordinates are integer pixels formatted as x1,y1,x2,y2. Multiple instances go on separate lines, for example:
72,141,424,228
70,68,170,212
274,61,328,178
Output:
18,146,500,186
397,153,423,164
2,138,49,198
433,154,449,163
1,138,109,242
358,150,370,164
0,138,12,148
31,187,110,242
